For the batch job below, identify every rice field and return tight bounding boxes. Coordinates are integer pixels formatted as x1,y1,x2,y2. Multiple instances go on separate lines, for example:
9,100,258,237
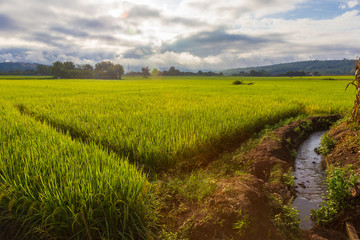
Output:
0,75,355,239
0,100,157,239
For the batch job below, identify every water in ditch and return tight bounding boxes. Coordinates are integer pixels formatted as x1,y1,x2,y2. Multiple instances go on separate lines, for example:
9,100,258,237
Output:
293,131,326,230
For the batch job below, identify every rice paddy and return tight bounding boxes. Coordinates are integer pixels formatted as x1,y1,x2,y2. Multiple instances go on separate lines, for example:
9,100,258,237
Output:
0,75,355,239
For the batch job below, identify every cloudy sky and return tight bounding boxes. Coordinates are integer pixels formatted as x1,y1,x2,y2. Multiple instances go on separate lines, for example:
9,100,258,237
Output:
0,0,359,71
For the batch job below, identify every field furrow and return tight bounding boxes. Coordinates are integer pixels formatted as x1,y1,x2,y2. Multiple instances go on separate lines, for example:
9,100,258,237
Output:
0,100,157,239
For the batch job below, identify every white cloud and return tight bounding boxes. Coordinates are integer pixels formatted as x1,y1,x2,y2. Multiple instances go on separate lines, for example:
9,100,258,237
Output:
0,0,359,70
340,0,358,9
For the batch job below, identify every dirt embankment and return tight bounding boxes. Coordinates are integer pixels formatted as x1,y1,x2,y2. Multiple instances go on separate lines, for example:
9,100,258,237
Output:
319,121,360,238
160,115,341,240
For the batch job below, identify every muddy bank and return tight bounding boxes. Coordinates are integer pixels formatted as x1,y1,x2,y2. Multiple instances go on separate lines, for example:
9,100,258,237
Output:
317,121,360,237
249,115,341,181
159,115,342,240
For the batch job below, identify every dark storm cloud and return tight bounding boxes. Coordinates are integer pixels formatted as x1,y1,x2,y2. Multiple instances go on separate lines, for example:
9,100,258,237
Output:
160,29,284,57
31,32,68,48
0,47,120,64
126,4,205,27
51,26,89,38
0,48,28,57
74,16,125,31
123,46,154,59
0,14,18,31
51,26,122,44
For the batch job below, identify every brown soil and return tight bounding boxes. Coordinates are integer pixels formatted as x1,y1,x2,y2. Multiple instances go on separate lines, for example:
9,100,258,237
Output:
159,115,343,240
326,122,360,168
159,174,283,240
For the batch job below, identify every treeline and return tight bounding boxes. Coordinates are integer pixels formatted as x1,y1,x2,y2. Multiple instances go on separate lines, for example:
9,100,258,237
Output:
126,66,223,77
51,61,124,79
232,69,322,77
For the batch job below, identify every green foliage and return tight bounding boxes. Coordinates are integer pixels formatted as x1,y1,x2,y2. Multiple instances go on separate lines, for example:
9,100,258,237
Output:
318,134,335,155
158,229,189,240
270,195,301,240
233,210,249,236
0,76,353,170
166,171,218,201
51,61,124,79
273,204,301,240
95,61,124,79
282,168,296,187
294,120,313,138
0,101,157,239
232,80,243,85
312,165,359,226
269,164,283,184
269,166,295,187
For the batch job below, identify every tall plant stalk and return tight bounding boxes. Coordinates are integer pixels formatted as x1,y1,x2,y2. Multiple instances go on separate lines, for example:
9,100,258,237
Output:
347,58,360,124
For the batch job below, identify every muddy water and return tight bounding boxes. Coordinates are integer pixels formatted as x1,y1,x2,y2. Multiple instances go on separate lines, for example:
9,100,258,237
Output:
293,131,326,230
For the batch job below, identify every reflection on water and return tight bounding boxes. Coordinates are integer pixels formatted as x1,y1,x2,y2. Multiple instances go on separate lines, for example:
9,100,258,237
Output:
293,131,326,230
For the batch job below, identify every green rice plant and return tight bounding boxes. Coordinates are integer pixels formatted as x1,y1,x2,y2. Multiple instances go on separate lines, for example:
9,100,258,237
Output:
0,101,157,239
1,76,353,170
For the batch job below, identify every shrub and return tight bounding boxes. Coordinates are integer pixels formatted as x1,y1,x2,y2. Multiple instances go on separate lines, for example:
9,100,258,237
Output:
270,194,301,240
312,165,359,226
317,134,335,155
232,80,243,85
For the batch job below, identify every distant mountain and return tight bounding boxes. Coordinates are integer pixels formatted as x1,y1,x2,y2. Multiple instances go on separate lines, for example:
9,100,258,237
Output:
0,62,38,73
223,59,356,76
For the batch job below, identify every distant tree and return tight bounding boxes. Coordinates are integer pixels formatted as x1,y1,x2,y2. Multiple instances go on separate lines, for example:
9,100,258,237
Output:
125,71,142,76
95,61,114,72
249,69,270,77
250,70,258,76
50,60,123,79
51,61,64,78
63,61,75,71
151,68,159,76
78,64,94,71
165,66,181,76
110,64,124,79
24,69,36,75
36,64,52,75
141,66,150,78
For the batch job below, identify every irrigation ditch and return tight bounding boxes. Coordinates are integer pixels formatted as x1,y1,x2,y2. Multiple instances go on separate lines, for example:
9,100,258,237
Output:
243,114,347,239
158,115,351,240
293,131,327,230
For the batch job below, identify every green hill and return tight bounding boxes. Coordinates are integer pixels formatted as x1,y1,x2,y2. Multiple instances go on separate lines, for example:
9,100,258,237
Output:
0,62,37,73
223,59,356,76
